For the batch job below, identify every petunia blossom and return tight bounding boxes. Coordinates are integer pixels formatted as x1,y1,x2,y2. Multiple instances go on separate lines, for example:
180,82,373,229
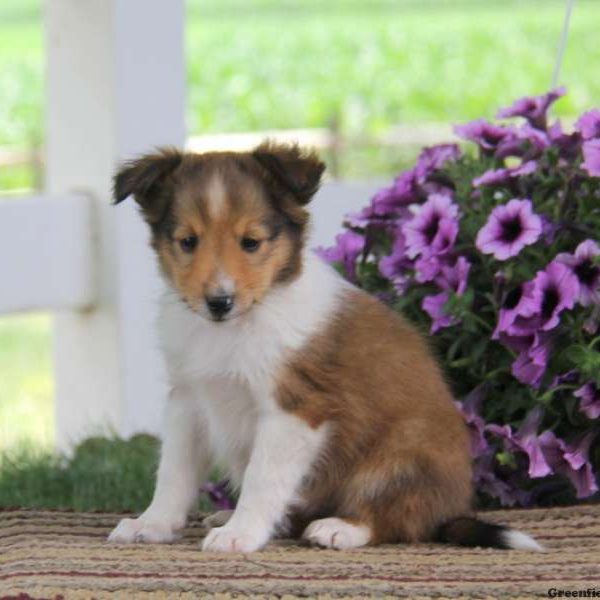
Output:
575,109,600,140
510,332,553,388
475,199,542,260
421,256,471,333
378,233,412,293
201,479,236,510
436,255,471,295
550,370,579,390
453,119,514,153
487,407,553,478
526,261,579,331
547,120,582,161
315,230,365,281
373,169,419,214
501,262,579,338
422,292,455,333
473,453,531,507
556,239,600,306
414,254,443,283
493,281,540,338
402,194,459,259
414,143,461,182
574,383,600,420
455,385,489,457
496,125,551,160
581,139,600,177
539,215,560,246
497,88,566,130
539,431,599,499
473,160,537,188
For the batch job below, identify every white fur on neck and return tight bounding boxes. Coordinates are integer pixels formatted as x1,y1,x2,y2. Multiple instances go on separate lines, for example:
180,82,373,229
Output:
159,251,346,395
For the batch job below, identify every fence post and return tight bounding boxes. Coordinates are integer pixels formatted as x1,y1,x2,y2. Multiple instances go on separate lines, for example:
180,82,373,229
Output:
45,0,185,450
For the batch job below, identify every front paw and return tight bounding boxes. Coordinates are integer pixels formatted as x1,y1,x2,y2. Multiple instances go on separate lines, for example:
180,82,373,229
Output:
201,525,268,553
108,516,181,544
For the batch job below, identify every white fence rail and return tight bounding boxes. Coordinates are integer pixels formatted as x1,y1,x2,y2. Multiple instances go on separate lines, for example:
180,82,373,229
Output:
0,194,94,313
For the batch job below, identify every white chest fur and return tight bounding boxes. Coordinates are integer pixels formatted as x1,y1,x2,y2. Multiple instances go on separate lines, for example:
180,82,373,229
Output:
156,253,345,480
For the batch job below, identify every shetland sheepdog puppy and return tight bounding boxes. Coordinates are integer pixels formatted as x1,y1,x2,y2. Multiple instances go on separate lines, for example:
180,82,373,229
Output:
108,143,541,553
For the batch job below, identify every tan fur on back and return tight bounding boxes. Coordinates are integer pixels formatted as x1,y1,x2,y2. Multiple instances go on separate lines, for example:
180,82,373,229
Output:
277,288,472,544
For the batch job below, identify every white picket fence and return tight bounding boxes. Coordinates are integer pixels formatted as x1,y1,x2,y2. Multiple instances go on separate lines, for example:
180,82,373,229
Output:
0,0,381,451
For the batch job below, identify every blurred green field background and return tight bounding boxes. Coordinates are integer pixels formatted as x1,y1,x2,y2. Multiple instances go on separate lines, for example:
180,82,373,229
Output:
2,0,600,188
1,0,599,508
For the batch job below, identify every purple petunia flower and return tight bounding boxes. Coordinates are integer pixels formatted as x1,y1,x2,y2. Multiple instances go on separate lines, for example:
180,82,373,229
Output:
453,119,514,153
487,407,552,478
547,120,582,161
414,143,461,182
455,385,489,457
496,262,579,346
539,215,560,246
496,125,551,160
556,240,600,306
550,370,579,390
414,254,443,283
473,452,531,507
581,139,600,177
372,169,420,216
473,160,537,188
402,194,459,259
316,230,365,281
436,255,471,295
574,383,600,420
500,262,579,340
539,431,599,499
576,109,600,140
497,87,565,130
510,332,553,388
527,261,579,331
201,479,236,510
422,292,455,333
476,199,542,261
379,233,412,293
421,256,471,333
493,281,539,338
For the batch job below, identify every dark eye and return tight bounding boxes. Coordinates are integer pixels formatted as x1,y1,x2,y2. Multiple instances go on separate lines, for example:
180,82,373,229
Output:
241,237,261,253
179,235,198,253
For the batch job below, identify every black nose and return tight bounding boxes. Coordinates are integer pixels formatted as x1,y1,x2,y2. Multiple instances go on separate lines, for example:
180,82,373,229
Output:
205,295,234,318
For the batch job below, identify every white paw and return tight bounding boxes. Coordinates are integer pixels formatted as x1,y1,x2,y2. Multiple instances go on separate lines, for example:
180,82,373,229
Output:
201,525,268,553
302,517,371,550
202,510,234,529
107,516,181,544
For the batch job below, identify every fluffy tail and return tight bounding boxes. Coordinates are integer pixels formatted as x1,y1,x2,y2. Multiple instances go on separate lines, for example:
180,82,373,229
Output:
435,516,543,551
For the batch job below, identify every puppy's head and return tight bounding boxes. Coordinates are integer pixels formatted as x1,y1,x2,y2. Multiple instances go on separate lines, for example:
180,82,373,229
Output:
113,142,325,322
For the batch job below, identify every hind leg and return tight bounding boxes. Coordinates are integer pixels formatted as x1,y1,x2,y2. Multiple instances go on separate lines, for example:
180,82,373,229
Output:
302,517,372,550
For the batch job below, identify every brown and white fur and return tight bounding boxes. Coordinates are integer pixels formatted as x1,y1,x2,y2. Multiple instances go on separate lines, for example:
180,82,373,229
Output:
108,143,542,553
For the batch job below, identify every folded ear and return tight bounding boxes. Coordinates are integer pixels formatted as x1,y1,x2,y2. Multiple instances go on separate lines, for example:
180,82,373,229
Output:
113,148,183,224
252,141,325,206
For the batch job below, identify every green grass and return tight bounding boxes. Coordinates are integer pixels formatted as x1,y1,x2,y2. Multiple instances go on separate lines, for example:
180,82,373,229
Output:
0,314,54,450
186,0,600,137
0,435,159,511
1,0,600,179
0,434,221,512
